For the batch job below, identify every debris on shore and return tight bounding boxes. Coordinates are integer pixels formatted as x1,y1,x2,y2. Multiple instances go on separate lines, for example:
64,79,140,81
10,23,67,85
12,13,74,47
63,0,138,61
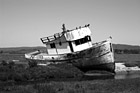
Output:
115,63,140,73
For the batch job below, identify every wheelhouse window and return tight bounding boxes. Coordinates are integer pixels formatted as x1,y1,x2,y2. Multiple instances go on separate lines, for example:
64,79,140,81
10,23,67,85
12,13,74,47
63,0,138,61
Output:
75,40,81,45
75,36,91,46
86,36,91,41
50,43,56,48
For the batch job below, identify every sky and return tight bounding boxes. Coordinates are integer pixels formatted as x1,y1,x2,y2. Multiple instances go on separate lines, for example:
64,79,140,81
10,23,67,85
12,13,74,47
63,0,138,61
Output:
0,0,140,47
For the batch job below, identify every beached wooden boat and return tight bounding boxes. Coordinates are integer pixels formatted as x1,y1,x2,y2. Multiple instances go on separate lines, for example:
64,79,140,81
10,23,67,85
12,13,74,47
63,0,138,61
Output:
25,24,115,73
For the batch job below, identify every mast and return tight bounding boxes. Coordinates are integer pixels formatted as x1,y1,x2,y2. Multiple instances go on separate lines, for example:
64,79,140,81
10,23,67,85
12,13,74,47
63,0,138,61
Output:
62,24,66,32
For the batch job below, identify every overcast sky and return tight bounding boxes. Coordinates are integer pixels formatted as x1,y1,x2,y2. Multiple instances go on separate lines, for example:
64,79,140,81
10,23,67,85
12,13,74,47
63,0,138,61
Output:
0,0,140,47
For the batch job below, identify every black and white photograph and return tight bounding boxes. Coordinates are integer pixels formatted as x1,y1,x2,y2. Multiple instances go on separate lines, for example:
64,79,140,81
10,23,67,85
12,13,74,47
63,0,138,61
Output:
0,0,140,93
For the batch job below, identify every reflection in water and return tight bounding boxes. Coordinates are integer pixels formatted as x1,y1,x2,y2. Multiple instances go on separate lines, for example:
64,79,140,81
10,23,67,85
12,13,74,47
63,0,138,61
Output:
83,72,115,80
115,63,140,79
115,71,140,79
83,71,140,80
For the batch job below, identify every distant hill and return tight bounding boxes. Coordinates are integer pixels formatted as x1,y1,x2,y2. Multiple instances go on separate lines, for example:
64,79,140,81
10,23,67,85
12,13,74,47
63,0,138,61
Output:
0,46,46,54
112,44,140,50
0,46,46,51
0,44,140,54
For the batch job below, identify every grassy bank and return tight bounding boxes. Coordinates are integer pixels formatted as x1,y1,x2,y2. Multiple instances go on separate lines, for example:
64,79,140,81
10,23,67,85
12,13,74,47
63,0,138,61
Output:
0,62,83,83
0,78,140,93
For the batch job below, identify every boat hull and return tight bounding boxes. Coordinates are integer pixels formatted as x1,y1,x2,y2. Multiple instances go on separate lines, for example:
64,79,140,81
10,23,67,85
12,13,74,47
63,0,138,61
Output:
25,39,115,73
68,42,115,73
74,61,115,73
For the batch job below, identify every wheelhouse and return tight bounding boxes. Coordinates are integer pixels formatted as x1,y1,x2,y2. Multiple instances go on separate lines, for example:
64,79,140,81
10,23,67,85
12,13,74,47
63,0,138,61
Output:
41,24,93,55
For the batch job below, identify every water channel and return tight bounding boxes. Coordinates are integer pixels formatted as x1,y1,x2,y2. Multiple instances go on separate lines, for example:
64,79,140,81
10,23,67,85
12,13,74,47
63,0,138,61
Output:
83,71,140,80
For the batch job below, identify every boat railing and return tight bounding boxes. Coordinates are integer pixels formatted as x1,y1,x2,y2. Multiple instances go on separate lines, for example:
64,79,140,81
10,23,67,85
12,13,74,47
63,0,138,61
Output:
92,37,112,47
40,24,90,44
41,32,63,44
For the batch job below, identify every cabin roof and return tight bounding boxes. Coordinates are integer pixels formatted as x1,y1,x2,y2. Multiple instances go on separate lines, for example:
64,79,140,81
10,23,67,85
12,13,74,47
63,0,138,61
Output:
40,24,90,44
40,32,64,44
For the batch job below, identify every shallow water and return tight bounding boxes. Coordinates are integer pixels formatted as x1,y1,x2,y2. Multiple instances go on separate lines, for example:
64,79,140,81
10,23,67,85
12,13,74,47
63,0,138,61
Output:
115,71,140,79
83,71,140,80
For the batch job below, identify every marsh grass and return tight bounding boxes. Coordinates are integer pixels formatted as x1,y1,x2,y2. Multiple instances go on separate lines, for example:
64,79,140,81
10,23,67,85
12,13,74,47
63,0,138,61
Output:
115,54,140,62
1,78,140,93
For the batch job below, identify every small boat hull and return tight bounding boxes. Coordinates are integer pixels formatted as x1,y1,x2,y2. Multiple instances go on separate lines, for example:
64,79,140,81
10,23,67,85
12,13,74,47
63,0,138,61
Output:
25,39,115,73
